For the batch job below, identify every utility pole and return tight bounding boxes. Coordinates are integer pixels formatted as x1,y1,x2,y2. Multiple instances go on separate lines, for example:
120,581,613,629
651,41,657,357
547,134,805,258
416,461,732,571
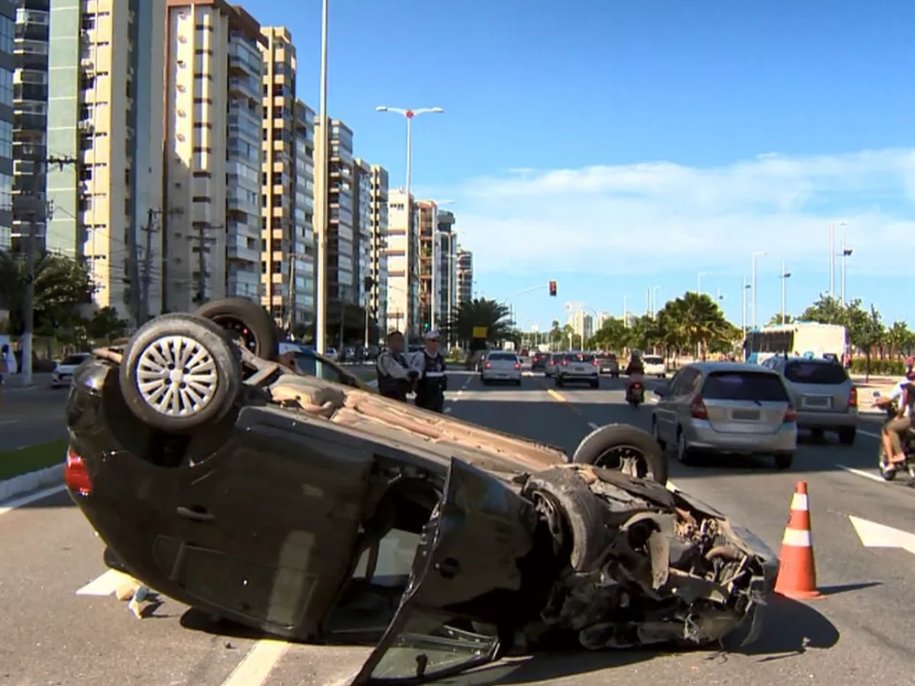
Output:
188,222,223,305
314,0,329,354
139,207,182,322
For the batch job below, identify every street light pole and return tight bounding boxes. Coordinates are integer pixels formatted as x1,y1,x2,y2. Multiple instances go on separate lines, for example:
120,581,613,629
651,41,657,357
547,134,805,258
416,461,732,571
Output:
840,233,853,305
651,286,662,316
376,105,444,339
751,251,766,328
314,0,329,354
780,261,792,325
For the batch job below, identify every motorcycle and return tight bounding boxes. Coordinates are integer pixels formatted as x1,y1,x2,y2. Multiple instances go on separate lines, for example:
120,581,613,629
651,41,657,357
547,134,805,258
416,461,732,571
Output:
872,391,915,481
626,381,645,407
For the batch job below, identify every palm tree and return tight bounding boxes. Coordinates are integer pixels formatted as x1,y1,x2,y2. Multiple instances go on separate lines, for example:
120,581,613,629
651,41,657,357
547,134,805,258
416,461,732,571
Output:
657,292,737,360
448,298,513,350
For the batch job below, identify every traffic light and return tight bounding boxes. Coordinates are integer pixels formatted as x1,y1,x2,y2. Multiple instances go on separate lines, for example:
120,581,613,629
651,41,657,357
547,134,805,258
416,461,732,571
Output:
549,280,557,297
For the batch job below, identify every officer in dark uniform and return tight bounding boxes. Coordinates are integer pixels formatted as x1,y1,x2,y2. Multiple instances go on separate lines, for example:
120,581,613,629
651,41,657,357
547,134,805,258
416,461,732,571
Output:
375,331,418,402
414,330,447,413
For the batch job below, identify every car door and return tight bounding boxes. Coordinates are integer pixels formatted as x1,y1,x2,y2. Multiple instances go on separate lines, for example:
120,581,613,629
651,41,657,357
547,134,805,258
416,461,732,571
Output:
348,458,537,685
656,369,691,442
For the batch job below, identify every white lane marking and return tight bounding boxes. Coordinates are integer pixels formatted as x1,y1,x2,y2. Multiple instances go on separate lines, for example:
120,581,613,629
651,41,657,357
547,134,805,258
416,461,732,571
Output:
849,515,915,556
76,569,135,596
837,465,886,483
859,429,881,439
220,639,289,686
0,484,66,517
587,421,599,430
444,407,452,414
0,418,19,426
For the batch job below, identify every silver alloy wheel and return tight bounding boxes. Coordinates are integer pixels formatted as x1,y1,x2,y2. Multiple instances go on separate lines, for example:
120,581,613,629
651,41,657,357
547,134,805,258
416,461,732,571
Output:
135,334,219,418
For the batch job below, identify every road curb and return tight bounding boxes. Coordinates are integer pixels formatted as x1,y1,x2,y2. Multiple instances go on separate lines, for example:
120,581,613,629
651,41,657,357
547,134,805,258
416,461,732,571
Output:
0,463,64,505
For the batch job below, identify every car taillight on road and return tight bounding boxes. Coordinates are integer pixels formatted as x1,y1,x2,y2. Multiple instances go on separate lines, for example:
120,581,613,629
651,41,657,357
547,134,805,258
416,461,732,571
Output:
690,396,709,420
592,359,599,366
484,362,492,369
848,387,858,408
784,406,798,422
514,362,521,370
561,359,569,366
64,446,92,496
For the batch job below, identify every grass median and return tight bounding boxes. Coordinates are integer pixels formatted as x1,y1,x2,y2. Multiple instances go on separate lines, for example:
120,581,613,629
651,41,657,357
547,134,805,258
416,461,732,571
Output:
0,439,68,481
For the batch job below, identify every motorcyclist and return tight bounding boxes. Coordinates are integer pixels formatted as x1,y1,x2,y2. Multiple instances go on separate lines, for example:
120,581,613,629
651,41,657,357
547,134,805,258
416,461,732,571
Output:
874,366,915,470
414,330,447,413
375,331,419,402
624,352,645,400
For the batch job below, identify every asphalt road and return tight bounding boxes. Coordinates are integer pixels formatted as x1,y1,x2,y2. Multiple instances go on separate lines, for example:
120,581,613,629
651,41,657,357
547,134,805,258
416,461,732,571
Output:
0,385,69,450
2,371,914,686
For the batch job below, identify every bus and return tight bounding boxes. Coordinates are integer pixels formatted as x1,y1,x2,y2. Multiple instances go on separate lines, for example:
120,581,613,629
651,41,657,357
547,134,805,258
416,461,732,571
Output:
743,322,847,365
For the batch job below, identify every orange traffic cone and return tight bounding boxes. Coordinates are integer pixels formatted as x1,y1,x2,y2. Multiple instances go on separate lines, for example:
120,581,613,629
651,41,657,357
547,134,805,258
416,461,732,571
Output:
774,481,823,600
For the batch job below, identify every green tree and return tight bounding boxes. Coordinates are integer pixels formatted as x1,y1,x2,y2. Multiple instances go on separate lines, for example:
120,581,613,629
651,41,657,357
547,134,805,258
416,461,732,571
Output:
448,298,513,349
548,320,562,350
767,313,796,326
0,251,95,336
626,315,660,352
886,321,914,359
87,306,129,343
655,292,738,359
845,302,884,380
588,316,629,351
800,294,847,326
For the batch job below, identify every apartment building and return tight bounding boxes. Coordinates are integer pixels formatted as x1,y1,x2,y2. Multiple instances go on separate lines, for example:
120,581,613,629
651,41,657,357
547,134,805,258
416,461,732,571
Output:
353,158,371,309
367,163,388,341
10,0,47,254
260,27,314,332
436,209,457,333
327,118,354,304
568,309,594,344
290,98,315,329
416,199,438,331
456,247,473,304
386,188,419,339
163,0,263,312
46,0,165,322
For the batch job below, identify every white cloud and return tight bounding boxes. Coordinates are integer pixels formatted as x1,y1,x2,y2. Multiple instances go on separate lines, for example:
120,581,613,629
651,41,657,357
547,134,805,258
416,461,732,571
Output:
451,148,915,277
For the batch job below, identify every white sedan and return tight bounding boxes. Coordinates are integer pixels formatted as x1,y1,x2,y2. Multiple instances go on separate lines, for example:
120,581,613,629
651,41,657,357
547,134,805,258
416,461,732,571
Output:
480,351,523,385
643,355,668,378
51,353,92,388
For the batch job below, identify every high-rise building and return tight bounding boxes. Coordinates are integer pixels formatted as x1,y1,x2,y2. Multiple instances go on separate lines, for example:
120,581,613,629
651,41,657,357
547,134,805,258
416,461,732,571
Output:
386,188,419,339
290,98,315,330
568,309,594,345
10,0,47,255
163,0,264,312
327,118,354,305
456,247,473,304
46,0,166,322
353,158,371,306
365,163,387,342
260,27,314,333
436,209,457,335
416,199,437,331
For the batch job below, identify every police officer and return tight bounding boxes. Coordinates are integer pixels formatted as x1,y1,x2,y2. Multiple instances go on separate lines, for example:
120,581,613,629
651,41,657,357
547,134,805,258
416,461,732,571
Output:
376,331,418,402
414,330,447,413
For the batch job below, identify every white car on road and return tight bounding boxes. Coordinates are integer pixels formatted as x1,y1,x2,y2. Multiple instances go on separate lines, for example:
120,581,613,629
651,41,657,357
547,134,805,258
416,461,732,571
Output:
643,355,668,378
51,352,92,388
480,351,523,385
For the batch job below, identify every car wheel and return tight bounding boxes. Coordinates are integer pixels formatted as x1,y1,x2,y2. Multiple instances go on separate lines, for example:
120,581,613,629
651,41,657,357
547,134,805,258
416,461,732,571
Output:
838,426,856,445
774,453,794,470
572,424,668,484
590,379,599,389
195,297,280,361
651,417,666,451
676,431,695,465
555,378,563,388
515,379,522,386
119,314,242,433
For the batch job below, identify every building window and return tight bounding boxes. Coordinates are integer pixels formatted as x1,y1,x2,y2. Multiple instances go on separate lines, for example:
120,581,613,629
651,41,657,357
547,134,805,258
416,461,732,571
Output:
0,16,13,56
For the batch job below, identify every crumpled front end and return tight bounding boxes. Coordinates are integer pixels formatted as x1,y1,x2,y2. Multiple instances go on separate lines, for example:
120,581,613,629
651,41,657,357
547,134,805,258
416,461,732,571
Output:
521,465,777,650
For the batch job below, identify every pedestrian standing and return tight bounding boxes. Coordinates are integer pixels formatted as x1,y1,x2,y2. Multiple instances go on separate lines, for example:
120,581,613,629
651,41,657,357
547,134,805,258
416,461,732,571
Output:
414,331,447,413
376,331,418,402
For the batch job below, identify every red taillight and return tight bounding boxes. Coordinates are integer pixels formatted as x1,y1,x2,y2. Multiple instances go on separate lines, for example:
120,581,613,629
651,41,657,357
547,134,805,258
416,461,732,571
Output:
513,362,521,370
848,387,858,408
484,362,492,369
561,360,569,366
592,359,599,366
65,446,92,496
690,396,709,420
784,406,797,423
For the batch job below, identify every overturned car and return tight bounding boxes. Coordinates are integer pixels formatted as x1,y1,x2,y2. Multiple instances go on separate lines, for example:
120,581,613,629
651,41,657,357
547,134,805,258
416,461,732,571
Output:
63,299,778,685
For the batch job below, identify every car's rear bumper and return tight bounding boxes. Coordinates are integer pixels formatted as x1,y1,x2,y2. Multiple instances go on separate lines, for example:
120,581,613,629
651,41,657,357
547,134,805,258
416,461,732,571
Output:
686,422,797,454
481,370,521,381
796,410,857,429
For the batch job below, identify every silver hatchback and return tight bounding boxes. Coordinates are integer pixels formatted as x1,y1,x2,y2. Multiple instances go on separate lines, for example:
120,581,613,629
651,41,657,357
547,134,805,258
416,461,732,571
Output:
651,362,797,469
761,356,858,445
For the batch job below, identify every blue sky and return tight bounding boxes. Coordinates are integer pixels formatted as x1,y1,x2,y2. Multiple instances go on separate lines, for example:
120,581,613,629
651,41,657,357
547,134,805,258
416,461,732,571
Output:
246,0,915,329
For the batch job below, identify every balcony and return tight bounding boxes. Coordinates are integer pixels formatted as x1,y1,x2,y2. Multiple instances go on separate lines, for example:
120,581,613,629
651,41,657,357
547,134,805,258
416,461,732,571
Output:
14,112,45,131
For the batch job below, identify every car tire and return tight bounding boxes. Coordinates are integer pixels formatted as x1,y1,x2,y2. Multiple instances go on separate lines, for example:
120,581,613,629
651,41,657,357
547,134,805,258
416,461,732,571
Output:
556,378,563,388
838,426,856,445
195,297,280,361
119,314,242,433
515,379,522,386
651,417,666,451
774,452,794,470
590,379,599,389
676,430,696,465
572,424,668,484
